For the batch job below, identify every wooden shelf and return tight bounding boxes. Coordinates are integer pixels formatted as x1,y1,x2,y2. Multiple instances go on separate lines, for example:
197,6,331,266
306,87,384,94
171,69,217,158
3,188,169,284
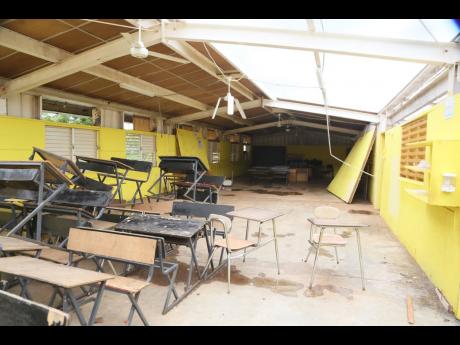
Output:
404,141,432,148
404,165,430,173
405,188,429,203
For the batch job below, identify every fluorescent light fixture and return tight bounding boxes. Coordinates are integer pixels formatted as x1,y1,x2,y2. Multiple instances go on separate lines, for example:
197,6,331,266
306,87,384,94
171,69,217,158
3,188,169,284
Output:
119,83,156,97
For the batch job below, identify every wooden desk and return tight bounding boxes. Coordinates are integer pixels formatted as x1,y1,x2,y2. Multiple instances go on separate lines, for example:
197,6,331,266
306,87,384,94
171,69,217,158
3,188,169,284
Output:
306,218,369,290
0,236,47,254
226,207,289,274
0,256,112,325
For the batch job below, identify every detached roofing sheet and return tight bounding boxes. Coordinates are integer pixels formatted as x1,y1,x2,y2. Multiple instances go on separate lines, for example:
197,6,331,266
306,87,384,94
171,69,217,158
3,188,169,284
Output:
185,19,460,113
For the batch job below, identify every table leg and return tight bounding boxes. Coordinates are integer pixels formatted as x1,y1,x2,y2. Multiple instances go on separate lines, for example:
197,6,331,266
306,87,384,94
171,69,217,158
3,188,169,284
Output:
88,281,106,325
355,228,366,291
18,277,31,300
309,227,324,289
242,219,250,263
66,288,88,326
186,237,200,291
272,219,281,275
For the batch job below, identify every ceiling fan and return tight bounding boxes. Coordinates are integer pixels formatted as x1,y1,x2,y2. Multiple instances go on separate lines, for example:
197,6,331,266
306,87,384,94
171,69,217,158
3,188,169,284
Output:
120,25,190,64
211,77,247,120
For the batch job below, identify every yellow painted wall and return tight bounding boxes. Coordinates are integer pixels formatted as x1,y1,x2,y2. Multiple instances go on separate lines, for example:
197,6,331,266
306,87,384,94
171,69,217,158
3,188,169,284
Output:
286,145,349,175
371,93,460,317
0,115,248,200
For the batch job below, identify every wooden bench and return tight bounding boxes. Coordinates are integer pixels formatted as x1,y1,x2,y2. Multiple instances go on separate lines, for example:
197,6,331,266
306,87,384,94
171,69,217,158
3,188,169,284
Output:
67,227,178,325
0,290,69,326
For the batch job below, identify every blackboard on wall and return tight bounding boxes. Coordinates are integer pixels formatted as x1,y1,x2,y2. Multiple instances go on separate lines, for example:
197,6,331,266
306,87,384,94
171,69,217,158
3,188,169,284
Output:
252,146,286,166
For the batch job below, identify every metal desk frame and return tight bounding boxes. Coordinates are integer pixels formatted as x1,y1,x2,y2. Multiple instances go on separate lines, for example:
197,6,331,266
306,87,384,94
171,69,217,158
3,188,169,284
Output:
306,218,369,290
114,215,212,313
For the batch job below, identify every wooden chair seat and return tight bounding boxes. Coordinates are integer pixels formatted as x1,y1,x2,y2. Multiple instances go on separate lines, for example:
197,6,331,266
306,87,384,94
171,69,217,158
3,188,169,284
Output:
20,248,84,265
311,233,347,246
105,276,150,294
214,237,256,251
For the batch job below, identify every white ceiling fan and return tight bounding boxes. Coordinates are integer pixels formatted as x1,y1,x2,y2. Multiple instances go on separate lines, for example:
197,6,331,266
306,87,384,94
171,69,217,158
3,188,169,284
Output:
120,25,190,64
212,77,247,120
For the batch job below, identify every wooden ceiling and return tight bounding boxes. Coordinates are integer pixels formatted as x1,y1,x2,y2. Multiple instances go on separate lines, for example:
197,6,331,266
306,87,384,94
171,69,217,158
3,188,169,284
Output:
0,19,269,129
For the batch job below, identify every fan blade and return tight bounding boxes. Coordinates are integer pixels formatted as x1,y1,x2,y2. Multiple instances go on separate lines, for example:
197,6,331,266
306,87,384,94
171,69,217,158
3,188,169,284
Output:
148,51,190,64
234,98,247,119
121,32,135,45
212,98,222,119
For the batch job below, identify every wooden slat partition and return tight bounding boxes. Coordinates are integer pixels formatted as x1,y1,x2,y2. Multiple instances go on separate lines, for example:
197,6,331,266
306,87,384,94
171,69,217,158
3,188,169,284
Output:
400,115,427,182
67,228,156,265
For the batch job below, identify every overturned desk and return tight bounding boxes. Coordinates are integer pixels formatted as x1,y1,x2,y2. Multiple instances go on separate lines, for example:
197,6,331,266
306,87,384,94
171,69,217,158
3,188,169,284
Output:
147,156,209,202
0,161,72,240
114,214,209,313
76,156,133,203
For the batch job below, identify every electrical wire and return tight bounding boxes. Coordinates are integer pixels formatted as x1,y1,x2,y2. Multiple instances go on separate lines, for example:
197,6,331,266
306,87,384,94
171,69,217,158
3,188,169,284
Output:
316,66,374,177
418,19,439,42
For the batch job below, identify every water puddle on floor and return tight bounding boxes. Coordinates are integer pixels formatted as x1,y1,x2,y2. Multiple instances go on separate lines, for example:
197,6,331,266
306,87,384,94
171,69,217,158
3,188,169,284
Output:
304,284,354,300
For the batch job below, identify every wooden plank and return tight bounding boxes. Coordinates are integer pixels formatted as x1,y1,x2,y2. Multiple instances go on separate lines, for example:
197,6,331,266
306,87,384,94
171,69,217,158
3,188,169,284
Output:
407,296,415,324
0,256,113,288
0,290,69,326
67,228,156,265
0,236,48,253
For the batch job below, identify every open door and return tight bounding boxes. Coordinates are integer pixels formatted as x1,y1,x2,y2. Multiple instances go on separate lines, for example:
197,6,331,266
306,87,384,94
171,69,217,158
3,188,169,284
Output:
327,125,376,203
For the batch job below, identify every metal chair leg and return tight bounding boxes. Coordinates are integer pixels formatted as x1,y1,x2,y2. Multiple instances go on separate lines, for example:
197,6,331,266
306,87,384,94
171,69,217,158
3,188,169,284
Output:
304,245,313,263
309,228,324,289
333,228,339,264
242,220,250,263
356,229,366,291
128,292,149,326
272,219,280,275
227,252,231,294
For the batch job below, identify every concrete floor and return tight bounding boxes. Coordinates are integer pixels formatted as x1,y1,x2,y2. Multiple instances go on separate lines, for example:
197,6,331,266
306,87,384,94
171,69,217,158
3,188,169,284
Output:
13,179,460,326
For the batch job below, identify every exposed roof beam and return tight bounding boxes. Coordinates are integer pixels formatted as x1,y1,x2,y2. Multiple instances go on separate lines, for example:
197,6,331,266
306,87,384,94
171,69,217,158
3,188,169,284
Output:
0,27,248,125
162,38,256,100
389,72,449,125
263,99,379,123
0,28,162,97
223,119,360,136
163,22,460,65
166,99,261,125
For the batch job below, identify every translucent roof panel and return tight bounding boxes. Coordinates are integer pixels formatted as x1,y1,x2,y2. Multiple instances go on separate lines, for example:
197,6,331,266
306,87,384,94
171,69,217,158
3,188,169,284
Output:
184,19,459,113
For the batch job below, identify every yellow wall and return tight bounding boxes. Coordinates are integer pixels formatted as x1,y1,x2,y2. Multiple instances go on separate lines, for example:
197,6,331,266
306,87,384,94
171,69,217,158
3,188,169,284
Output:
0,115,248,200
286,145,350,175
371,93,460,317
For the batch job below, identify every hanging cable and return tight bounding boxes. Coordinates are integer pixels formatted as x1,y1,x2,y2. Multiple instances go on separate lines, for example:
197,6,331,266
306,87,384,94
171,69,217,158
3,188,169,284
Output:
418,19,439,42
316,67,374,177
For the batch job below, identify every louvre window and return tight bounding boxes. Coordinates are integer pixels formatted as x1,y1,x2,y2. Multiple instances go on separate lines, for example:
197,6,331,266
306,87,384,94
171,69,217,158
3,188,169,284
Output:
400,115,427,182
45,126,97,160
208,141,221,164
126,133,156,165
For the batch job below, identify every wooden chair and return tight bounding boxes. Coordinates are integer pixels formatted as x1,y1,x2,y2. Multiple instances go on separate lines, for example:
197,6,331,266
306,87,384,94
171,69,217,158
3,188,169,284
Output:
66,227,178,325
201,214,256,293
305,206,347,289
